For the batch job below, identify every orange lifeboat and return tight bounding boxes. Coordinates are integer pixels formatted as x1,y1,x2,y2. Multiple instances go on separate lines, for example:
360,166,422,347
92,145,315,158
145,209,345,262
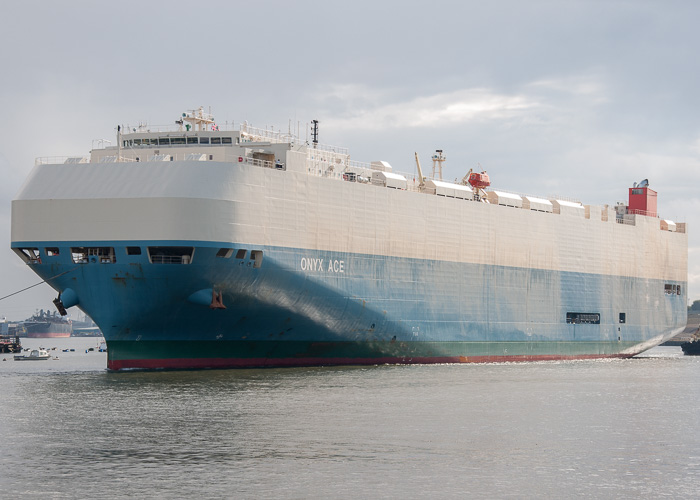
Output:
468,171,490,190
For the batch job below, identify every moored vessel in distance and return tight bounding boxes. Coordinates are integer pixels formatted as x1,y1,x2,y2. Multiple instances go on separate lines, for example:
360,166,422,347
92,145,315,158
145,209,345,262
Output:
680,335,700,355
22,309,72,338
11,108,688,370
14,349,51,361
0,317,23,353
70,312,101,337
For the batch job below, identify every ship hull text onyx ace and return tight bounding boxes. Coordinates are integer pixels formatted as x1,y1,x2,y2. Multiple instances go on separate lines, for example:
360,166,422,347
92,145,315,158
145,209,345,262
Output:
11,108,687,370
300,258,345,273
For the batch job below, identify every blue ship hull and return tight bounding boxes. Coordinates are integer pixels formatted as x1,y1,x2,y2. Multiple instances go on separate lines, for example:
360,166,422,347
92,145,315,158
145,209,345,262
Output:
15,240,687,369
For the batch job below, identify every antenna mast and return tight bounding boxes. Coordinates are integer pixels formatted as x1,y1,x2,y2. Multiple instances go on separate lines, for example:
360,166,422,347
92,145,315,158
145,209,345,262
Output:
311,120,319,149
182,107,215,131
117,125,122,161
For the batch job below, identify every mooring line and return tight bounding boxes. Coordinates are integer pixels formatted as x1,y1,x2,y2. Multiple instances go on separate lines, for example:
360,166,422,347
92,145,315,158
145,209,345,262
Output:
0,267,78,302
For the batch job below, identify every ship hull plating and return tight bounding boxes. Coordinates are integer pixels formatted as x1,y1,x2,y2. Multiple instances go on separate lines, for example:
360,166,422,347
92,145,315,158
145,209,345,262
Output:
15,242,686,370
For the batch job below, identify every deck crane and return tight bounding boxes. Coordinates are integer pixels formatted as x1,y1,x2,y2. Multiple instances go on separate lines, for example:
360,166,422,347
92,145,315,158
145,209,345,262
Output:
414,152,426,191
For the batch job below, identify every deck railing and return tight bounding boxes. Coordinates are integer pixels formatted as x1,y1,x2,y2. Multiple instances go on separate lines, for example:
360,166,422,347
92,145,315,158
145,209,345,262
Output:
35,146,684,229
150,255,189,264
239,123,297,144
35,156,90,166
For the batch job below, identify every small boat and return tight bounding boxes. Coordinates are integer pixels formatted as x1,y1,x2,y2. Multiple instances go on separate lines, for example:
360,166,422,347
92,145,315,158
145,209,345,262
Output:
681,337,700,355
14,349,51,361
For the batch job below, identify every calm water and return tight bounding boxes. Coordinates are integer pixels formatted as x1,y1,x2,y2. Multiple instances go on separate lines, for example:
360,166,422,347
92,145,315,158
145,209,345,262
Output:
1,339,698,499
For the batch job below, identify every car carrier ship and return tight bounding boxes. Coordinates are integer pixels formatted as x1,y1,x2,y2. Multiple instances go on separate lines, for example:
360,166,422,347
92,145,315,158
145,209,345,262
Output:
11,107,687,370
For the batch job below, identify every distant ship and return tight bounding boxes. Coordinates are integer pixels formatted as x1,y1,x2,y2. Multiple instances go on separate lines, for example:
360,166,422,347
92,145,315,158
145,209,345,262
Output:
22,309,72,338
10,108,688,369
71,313,102,337
681,334,700,355
681,341,700,355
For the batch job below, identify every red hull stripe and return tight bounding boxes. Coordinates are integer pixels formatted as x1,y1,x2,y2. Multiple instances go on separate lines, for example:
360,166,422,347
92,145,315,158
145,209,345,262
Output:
108,353,634,370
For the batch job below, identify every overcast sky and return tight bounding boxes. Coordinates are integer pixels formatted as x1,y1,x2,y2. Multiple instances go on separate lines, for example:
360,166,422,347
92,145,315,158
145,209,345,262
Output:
1,0,699,319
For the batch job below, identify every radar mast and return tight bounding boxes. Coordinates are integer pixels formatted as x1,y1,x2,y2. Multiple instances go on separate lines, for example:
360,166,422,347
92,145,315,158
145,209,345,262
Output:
432,150,445,180
181,107,216,131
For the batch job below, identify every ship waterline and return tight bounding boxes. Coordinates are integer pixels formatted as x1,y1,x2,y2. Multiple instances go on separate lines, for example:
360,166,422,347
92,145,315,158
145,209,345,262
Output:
106,341,653,371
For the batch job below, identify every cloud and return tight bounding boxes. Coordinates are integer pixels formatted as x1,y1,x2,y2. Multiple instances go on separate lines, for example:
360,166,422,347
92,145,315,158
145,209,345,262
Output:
315,73,613,135
318,86,541,131
527,74,608,100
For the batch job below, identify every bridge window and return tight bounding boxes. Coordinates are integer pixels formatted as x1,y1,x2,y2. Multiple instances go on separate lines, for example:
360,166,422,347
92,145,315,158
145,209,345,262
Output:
126,247,142,255
45,247,60,256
